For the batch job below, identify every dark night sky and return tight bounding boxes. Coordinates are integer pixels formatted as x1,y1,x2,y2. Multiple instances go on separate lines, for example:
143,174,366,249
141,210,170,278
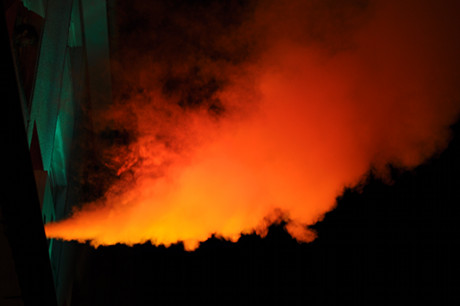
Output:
60,0,460,304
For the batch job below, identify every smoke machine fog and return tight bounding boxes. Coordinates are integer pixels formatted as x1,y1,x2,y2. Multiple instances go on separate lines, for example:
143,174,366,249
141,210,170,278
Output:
45,0,460,250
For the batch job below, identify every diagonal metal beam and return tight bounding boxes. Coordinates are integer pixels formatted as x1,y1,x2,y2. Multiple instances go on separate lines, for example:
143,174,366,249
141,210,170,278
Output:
27,0,73,172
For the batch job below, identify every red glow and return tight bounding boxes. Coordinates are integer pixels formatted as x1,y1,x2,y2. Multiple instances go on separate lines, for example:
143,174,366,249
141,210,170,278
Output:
45,0,460,250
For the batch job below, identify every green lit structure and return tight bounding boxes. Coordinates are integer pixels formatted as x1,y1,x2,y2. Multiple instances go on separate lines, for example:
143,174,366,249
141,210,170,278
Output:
3,1,115,305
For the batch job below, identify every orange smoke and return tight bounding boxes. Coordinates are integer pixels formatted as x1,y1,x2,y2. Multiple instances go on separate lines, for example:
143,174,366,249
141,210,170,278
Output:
45,0,460,250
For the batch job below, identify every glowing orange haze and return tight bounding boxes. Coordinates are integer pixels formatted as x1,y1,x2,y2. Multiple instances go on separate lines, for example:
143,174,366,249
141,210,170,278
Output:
45,0,460,250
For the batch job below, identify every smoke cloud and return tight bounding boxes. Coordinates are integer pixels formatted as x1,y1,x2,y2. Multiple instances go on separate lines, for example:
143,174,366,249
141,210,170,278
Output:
45,0,460,250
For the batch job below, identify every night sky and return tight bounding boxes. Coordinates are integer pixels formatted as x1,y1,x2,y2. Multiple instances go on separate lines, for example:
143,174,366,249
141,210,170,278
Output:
46,0,460,304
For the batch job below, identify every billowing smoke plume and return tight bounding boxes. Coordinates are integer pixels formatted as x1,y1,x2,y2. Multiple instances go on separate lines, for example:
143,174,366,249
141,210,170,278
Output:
45,0,460,250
